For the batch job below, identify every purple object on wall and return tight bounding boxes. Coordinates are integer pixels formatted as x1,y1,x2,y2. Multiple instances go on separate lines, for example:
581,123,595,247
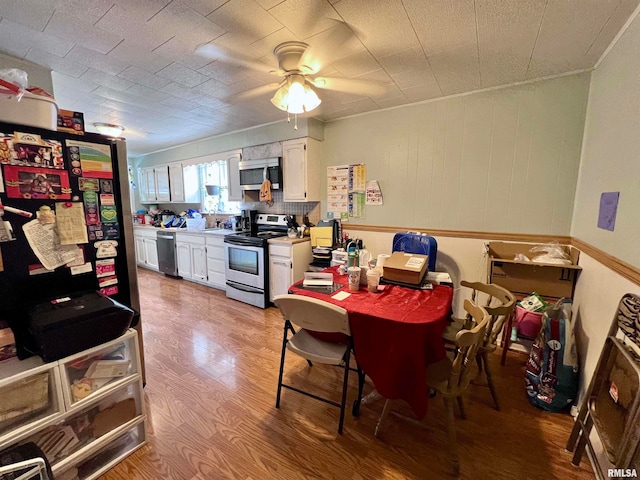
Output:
597,191,620,231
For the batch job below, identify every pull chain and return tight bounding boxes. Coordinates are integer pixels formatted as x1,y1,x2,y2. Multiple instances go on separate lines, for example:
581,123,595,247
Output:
286,112,299,130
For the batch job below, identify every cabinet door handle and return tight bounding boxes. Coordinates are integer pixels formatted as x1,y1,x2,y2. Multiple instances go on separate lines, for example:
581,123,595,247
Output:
273,261,290,267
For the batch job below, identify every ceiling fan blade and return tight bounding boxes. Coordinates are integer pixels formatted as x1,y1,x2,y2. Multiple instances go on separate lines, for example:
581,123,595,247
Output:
297,21,357,75
227,83,282,103
195,43,283,76
311,77,387,97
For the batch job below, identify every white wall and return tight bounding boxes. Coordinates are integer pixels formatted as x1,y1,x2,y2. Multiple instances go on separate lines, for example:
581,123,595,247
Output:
323,74,591,236
571,255,640,401
572,16,640,269
570,13,640,402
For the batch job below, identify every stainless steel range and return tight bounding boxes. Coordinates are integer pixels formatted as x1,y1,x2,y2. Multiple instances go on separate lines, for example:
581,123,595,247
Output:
223,213,289,308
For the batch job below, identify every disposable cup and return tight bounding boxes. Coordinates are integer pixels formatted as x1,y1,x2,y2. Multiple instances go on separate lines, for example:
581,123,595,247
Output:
359,266,369,285
367,270,381,293
347,266,361,292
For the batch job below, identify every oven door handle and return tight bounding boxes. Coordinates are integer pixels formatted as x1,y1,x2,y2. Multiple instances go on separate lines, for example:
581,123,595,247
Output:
226,280,263,294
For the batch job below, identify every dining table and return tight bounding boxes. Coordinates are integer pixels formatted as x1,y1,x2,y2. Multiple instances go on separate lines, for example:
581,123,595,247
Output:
288,266,454,419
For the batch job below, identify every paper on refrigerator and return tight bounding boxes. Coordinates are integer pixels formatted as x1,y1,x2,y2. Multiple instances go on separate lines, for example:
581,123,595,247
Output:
55,202,89,244
22,219,83,270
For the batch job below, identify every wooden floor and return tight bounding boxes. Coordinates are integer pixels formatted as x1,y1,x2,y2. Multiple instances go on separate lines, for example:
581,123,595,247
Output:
102,268,594,480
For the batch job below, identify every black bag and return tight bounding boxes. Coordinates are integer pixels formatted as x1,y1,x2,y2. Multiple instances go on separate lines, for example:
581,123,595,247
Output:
0,442,53,480
25,291,134,362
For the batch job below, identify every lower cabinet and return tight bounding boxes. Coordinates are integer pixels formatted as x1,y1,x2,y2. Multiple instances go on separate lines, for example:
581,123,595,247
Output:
176,233,208,284
269,240,312,301
133,228,158,271
176,240,193,280
206,236,226,290
0,329,146,480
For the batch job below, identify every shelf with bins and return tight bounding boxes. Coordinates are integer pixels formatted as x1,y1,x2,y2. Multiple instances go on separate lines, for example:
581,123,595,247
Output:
0,356,65,448
0,329,145,479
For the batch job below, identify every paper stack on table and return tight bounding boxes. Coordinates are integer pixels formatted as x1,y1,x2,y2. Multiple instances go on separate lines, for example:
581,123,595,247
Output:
303,272,333,287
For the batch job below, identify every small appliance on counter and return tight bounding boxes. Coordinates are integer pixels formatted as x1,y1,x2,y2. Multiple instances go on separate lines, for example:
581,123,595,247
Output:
230,215,243,231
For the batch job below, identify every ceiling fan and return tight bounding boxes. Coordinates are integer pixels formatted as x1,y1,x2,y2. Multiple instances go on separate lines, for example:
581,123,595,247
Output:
195,22,387,124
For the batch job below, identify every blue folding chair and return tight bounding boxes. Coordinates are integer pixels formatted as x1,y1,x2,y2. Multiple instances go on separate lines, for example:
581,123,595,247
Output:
391,232,438,271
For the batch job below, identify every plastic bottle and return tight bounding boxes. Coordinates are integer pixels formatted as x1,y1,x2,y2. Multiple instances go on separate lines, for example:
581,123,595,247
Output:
346,241,358,267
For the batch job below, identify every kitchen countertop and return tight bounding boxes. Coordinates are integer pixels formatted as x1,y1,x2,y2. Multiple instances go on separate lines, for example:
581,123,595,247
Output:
133,225,236,236
268,236,311,245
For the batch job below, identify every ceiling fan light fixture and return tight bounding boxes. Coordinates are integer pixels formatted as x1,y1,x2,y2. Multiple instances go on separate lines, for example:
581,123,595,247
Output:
270,84,289,111
93,122,125,137
270,75,321,116
302,83,321,111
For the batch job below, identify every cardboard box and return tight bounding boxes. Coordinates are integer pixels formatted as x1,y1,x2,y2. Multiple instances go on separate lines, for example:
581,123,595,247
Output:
488,242,581,299
383,252,429,285
57,109,85,135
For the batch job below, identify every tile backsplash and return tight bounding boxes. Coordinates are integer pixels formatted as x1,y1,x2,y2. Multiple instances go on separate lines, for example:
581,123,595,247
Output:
202,190,321,228
243,190,321,225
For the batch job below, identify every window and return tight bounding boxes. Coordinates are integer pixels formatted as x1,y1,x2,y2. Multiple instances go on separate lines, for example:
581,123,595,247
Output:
200,161,240,213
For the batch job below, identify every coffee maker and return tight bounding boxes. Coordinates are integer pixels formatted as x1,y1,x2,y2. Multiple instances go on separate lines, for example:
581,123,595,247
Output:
242,209,258,234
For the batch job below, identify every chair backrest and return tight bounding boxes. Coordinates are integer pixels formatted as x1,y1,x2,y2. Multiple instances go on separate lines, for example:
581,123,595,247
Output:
460,281,516,351
273,295,351,335
448,299,489,395
391,232,437,271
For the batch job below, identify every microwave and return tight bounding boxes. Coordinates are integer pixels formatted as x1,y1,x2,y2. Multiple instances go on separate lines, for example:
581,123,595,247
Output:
238,157,282,191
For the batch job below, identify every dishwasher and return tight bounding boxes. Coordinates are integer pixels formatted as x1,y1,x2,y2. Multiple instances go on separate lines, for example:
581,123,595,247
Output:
156,231,180,277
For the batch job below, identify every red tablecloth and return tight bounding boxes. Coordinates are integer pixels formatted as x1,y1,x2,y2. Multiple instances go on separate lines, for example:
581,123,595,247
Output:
289,266,453,418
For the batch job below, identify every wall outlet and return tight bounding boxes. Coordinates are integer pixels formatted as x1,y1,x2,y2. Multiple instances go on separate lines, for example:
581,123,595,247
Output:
482,242,490,257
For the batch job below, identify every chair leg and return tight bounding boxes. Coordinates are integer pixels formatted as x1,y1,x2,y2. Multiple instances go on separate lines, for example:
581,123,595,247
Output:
571,414,593,466
374,399,391,437
275,321,290,408
352,364,365,417
443,397,460,476
337,348,351,434
456,396,466,420
566,401,589,452
482,351,500,411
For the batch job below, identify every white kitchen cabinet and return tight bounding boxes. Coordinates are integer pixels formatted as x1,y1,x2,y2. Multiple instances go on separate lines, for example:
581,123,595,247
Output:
227,151,243,202
143,237,159,270
168,163,185,202
192,243,207,282
176,233,208,284
154,165,170,202
182,164,201,203
176,241,192,280
134,235,145,266
0,330,146,480
282,138,322,202
133,227,158,271
138,168,155,203
206,235,226,290
269,240,312,301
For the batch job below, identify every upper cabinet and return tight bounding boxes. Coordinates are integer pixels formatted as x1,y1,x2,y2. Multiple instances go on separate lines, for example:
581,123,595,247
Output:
155,165,170,202
283,138,321,202
227,151,242,202
139,168,155,203
168,163,184,202
139,163,200,204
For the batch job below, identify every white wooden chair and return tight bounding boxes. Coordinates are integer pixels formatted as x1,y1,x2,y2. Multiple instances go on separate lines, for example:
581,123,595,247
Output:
375,299,489,476
442,281,515,410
